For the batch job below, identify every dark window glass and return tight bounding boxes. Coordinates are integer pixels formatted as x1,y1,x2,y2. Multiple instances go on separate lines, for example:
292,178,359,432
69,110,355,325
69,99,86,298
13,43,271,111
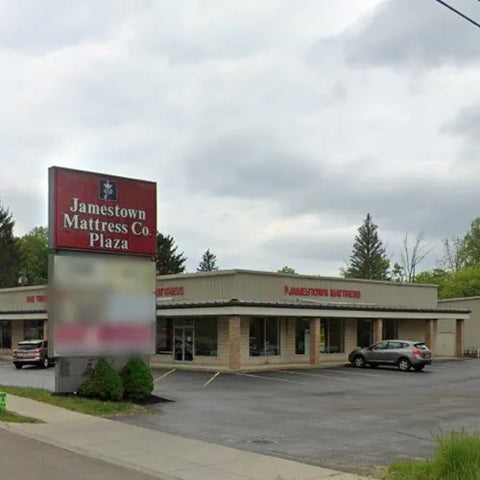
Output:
249,318,280,356
156,318,173,354
321,319,345,353
24,320,44,340
374,341,389,350
0,321,11,349
295,319,310,354
195,318,217,356
383,319,399,340
18,341,42,350
249,318,265,356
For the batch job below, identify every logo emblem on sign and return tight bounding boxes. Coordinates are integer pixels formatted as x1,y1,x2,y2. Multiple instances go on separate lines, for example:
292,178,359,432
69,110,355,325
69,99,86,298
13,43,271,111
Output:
98,179,117,201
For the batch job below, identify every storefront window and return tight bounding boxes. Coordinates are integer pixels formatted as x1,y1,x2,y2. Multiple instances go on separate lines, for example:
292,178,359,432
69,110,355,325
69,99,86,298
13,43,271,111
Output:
357,319,372,348
295,319,310,354
156,318,173,354
383,319,398,340
0,321,11,349
249,318,280,356
23,320,43,340
195,318,217,356
320,319,344,353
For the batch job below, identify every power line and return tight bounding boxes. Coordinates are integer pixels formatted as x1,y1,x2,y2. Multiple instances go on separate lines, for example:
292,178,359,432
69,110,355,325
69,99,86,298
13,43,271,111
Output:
434,0,480,29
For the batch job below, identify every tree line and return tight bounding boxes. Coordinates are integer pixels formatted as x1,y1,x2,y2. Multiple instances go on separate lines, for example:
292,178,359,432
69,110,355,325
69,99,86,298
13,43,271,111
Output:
4,196,480,299
0,201,218,288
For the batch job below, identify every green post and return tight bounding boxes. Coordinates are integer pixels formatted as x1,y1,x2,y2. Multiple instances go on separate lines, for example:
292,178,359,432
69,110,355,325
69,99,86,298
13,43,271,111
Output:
0,392,6,411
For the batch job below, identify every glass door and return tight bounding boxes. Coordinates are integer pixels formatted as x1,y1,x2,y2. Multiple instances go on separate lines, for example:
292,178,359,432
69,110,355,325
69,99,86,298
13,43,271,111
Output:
174,326,194,362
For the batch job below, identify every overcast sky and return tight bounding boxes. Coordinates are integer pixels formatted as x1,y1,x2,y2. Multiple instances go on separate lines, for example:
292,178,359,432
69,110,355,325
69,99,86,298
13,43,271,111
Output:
1,0,479,275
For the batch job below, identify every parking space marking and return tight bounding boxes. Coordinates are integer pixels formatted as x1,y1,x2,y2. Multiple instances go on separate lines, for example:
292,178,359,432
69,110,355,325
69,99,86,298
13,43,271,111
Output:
236,372,306,385
154,368,176,383
282,370,351,382
203,371,220,387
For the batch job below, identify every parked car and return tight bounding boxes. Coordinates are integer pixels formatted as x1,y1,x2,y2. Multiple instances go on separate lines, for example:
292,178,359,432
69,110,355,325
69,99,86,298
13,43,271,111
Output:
348,340,432,372
12,340,54,369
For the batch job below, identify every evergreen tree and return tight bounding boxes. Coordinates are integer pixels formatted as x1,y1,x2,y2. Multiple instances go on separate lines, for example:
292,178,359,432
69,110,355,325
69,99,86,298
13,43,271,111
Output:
0,202,21,287
343,213,390,280
155,232,187,275
197,249,218,272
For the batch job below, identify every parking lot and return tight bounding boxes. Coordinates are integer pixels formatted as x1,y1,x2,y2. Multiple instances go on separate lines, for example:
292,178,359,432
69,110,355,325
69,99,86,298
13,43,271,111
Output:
2,359,480,475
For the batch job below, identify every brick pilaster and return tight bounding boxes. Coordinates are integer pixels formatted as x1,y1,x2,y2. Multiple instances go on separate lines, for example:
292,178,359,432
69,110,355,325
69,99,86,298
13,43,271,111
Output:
372,319,383,344
309,318,320,365
229,316,241,370
456,319,465,358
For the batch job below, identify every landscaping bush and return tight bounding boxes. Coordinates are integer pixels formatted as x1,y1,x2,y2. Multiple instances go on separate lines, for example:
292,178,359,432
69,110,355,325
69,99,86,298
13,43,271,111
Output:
386,431,480,480
78,357,124,402
120,357,154,402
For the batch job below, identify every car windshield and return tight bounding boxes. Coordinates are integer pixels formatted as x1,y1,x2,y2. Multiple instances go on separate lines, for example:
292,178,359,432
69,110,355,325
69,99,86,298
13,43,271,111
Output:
17,342,42,350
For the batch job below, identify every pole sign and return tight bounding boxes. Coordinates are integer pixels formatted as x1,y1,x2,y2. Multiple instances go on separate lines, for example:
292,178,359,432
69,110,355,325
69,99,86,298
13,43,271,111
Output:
48,166,157,392
49,167,156,255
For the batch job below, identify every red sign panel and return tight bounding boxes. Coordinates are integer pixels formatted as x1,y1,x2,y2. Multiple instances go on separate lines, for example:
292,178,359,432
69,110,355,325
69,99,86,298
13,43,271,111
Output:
49,167,156,255
284,285,361,299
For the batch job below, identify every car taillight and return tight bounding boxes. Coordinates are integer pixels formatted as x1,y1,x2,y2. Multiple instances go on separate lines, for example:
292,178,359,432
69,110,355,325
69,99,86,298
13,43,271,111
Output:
412,348,422,356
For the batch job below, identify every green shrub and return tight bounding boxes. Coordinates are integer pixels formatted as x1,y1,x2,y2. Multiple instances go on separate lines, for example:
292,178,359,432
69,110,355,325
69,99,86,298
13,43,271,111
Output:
386,431,480,480
120,357,154,402
78,358,124,402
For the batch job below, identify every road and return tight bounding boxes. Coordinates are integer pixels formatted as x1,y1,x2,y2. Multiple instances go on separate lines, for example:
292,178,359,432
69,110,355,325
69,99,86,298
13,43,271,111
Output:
0,428,160,480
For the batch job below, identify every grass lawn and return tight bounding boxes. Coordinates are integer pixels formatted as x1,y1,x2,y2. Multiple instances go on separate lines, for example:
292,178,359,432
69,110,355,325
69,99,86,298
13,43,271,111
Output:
0,385,149,417
385,431,480,480
0,409,43,423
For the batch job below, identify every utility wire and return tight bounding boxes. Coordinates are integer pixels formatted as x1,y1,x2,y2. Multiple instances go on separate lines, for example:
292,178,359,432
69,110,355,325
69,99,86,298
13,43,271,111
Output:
434,0,480,29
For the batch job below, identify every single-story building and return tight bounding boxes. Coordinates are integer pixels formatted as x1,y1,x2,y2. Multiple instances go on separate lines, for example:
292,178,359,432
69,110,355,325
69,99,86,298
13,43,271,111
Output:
0,270,470,370
438,297,480,357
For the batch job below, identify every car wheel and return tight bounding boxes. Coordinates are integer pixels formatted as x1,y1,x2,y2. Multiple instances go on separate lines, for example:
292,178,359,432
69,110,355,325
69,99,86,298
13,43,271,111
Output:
413,365,425,372
14,363,22,370
353,355,366,368
398,357,411,372
42,357,49,369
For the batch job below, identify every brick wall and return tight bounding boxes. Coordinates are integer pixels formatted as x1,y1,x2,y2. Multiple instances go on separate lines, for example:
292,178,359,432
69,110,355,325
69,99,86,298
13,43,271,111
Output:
344,319,357,352
12,321,24,347
398,319,426,342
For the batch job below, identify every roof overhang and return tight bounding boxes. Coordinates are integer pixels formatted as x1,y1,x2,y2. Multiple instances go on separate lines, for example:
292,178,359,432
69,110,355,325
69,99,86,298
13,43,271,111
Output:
156,300,470,320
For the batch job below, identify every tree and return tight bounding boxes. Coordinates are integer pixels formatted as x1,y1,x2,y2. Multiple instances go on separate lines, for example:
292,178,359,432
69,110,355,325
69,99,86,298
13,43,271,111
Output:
0,202,21,288
155,233,186,275
343,213,390,280
391,262,405,282
440,267,480,299
414,268,451,298
440,236,465,272
460,217,480,268
399,232,433,282
278,266,297,275
197,249,218,272
16,226,49,285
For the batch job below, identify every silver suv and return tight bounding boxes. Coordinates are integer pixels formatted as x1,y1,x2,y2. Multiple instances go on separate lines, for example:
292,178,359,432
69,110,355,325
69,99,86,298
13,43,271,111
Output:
12,340,53,369
348,340,432,372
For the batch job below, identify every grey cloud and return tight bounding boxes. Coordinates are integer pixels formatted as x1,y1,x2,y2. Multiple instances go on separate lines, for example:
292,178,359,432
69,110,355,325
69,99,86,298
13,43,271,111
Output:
442,106,480,140
311,0,480,68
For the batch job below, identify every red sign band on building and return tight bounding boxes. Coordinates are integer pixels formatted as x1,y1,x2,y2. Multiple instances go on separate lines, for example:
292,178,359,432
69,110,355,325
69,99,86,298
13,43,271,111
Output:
284,285,361,299
156,286,185,297
49,167,157,255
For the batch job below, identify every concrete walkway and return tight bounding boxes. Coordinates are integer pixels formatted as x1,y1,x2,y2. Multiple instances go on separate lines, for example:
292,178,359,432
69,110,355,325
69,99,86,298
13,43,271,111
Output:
0,394,371,480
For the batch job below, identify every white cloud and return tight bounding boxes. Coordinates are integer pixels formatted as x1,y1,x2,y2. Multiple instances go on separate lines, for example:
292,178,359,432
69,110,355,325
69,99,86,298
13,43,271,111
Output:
0,0,479,276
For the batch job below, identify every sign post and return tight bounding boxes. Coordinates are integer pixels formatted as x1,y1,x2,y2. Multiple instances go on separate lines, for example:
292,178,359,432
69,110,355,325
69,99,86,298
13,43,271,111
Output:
48,167,157,393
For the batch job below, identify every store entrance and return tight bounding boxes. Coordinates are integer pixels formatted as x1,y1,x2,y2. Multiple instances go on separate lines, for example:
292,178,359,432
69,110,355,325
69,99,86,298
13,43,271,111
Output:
174,326,194,362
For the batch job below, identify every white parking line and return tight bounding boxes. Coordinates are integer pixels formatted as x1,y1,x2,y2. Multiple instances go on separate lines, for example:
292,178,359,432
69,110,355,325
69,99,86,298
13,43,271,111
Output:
154,368,176,383
236,372,306,385
282,370,351,382
203,371,221,387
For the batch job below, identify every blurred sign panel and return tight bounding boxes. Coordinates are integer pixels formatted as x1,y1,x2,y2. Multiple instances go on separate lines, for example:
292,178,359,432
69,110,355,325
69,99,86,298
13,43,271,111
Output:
50,252,156,357
49,167,156,255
